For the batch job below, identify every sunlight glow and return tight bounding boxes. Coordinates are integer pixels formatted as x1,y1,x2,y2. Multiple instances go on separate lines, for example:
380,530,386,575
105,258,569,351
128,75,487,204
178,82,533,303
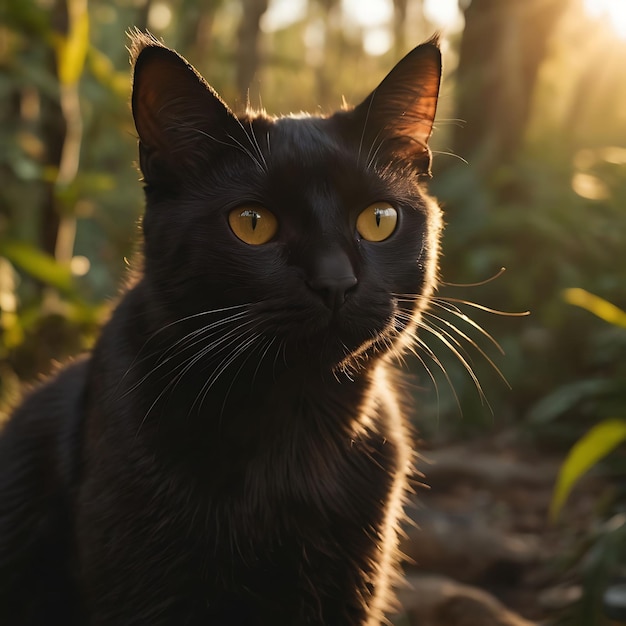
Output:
341,0,393,56
147,2,172,31
423,0,462,30
342,0,393,29
70,255,91,277
261,0,307,32
583,0,626,39
363,27,393,56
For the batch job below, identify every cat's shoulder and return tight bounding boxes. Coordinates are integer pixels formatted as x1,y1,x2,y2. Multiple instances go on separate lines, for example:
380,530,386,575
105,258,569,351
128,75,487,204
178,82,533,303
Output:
0,357,89,482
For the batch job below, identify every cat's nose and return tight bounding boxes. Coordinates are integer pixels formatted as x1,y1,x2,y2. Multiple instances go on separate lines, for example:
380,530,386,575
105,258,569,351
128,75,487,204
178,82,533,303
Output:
307,248,358,311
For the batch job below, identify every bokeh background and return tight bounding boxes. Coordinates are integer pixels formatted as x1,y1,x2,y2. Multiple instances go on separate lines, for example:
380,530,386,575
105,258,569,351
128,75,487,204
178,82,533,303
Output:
1,0,626,623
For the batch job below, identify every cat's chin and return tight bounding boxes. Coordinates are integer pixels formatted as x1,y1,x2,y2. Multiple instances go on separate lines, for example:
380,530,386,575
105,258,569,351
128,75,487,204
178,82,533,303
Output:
279,314,398,377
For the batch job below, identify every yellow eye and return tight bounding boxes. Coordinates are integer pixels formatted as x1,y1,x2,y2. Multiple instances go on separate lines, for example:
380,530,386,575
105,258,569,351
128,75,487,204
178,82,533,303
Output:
356,203,398,242
228,206,278,245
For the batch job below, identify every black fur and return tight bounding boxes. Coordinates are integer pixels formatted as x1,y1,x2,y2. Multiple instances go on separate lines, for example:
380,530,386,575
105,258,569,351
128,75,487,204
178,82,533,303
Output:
0,33,442,625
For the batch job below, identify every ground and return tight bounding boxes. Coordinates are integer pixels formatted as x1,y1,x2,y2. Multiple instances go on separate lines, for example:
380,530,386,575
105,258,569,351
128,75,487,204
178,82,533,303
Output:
393,429,603,626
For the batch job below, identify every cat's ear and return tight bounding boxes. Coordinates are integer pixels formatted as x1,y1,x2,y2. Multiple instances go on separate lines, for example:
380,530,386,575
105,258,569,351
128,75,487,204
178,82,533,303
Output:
129,32,235,179
352,37,441,175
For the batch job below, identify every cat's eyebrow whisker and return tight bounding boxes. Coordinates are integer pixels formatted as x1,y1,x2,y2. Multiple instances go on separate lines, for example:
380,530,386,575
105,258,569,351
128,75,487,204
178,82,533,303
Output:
231,115,268,173
365,130,386,171
172,122,265,173
357,92,376,167
247,119,268,172
226,133,266,173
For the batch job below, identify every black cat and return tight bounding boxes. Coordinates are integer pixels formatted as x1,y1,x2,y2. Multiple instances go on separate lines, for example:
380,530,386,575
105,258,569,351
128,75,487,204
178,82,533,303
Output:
0,32,442,625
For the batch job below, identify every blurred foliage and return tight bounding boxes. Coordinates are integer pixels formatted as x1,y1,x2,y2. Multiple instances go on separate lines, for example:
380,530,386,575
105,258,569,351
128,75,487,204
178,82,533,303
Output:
546,292,626,625
1,0,625,436
424,1,626,445
551,417,626,523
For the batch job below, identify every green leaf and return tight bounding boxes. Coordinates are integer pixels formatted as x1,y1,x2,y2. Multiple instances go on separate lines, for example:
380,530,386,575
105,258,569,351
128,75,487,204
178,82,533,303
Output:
0,241,74,293
551,418,626,522
528,378,616,424
564,288,626,329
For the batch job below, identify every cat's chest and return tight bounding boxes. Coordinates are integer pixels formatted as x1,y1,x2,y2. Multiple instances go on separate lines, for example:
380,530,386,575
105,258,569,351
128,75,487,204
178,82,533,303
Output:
86,394,394,535
77,381,398,620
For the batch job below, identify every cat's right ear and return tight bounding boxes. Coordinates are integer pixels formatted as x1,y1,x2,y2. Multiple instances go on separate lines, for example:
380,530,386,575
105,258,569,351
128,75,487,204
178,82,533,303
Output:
130,32,235,181
350,36,442,176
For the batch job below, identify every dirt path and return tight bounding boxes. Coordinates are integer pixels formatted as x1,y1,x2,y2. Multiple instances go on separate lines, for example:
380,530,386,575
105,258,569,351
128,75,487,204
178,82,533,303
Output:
393,432,600,625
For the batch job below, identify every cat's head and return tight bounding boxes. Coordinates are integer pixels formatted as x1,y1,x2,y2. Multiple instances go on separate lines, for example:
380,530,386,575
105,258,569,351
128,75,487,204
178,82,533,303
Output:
129,31,442,376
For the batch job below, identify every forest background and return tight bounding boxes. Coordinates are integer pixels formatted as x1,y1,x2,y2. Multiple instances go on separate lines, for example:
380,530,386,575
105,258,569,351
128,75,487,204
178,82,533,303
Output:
1,0,626,623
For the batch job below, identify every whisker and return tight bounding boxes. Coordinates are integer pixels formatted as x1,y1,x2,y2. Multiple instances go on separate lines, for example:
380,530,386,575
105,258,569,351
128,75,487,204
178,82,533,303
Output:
431,150,468,165
434,296,530,317
167,123,264,170
248,119,268,171
422,311,510,388
121,303,250,373
416,320,492,413
123,312,256,398
194,331,262,415
406,337,462,416
134,324,261,436
251,336,275,385
395,307,489,407
219,333,268,417
231,114,268,172
428,299,504,354
366,130,386,171
439,268,507,288
357,92,376,167
156,310,252,366
226,132,265,173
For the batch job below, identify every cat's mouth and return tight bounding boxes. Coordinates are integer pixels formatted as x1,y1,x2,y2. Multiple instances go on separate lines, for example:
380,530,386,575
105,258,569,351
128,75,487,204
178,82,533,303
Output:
256,297,403,374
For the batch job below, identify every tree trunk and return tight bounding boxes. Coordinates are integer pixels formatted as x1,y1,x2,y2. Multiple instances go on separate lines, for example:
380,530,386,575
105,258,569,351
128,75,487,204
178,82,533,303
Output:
311,0,343,109
453,0,568,176
392,0,408,57
235,0,269,106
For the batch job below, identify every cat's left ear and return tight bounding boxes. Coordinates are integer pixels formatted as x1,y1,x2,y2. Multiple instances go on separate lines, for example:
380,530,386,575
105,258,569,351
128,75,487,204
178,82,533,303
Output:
352,37,441,176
